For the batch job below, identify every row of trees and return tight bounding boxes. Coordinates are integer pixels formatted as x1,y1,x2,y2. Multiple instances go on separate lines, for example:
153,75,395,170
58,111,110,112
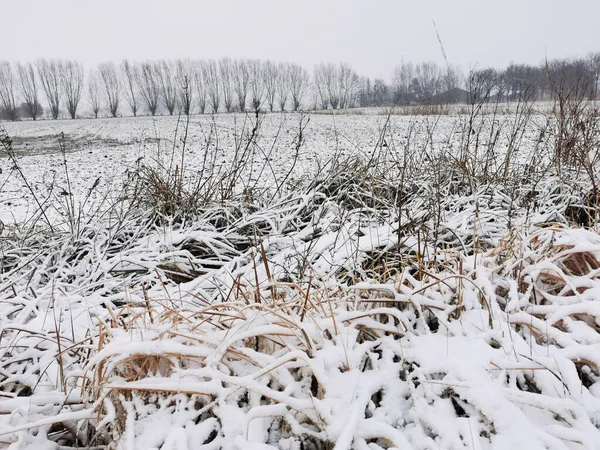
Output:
89,59,313,118
384,53,600,106
0,58,315,120
1,53,599,120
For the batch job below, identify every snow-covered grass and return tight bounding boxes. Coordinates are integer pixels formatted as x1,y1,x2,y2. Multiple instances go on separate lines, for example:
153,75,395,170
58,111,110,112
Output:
1,102,600,449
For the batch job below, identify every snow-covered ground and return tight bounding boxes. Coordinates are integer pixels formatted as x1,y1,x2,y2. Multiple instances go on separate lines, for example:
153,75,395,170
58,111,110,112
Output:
1,110,600,449
0,110,545,224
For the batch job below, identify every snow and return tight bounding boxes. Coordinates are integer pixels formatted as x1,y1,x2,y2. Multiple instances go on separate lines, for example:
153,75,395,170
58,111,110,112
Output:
2,109,600,449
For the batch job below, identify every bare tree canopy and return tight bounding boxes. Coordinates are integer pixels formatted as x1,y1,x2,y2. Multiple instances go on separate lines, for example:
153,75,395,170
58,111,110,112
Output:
17,62,40,120
276,63,290,112
121,60,140,117
248,60,265,112
392,61,415,105
289,63,309,111
323,63,339,109
4,52,600,121
219,58,234,113
97,61,120,117
36,59,62,119
313,64,330,109
313,62,358,109
263,61,278,112
137,62,161,116
158,60,178,115
442,64,464,92
175,60,194,116
233,59,250,112
0,62,18,121
338,63,359,109
87,69,101,118
61,60,84,119
193,60,207,114
412,61,443,102
204,60,220,114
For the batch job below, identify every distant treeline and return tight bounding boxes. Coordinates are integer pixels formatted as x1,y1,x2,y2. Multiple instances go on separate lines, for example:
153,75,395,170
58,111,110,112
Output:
0,54,599,120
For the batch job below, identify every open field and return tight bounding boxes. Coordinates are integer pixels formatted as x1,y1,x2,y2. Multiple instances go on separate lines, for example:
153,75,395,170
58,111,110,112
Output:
1,104,600,449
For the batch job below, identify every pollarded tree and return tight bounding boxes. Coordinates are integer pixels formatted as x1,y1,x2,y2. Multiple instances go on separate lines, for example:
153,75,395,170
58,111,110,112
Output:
17,62,40,120
219,58,234,113
204,60,220,114
233,59,250,112
158,60,178,115
248,59,265,112
175,59,194,115
276,62,290,112
289,63,309,111
36,59,62,119
323,63,340,109
61,60,84,119
137,62,161,116
193,60,207,114
97,61,120,117
263,60,278,112
313,64,329,109
121,59,140,117
0,62,18,121
88,69,101,118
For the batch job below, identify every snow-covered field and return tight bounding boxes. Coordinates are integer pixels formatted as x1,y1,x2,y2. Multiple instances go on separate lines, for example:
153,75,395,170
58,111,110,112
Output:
1,113,397,223
2,109,600,449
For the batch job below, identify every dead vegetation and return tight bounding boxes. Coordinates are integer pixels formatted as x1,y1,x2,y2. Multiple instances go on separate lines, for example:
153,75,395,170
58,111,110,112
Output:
1,92,600,448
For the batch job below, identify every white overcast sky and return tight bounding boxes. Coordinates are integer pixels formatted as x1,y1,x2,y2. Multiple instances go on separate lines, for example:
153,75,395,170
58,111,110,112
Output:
6,0,600,80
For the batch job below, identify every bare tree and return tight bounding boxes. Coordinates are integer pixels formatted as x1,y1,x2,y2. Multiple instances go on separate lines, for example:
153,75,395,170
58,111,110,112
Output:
204,60,220,114
158,60,177,115
313,64,329,109
587,52,600,99
175,60,194,115
193,60,207,114
137,62,161,116
504,63,543,102
0,62,18,121
372,79,390,106
323,63,340,109
289,63,309,111
392,61,415,105
442,64,464,92
97,61,120,117
121,59,140,117
358,77,372,107
88,69,101,118
412,61,443,102
338,62,359,109
248,59,265,112
233,59,250,112
36,59,62,119
61,60,84,119
467,68,498,102
17,62,40,120
276,62,290,112
219,58,234,113
263,60,278,112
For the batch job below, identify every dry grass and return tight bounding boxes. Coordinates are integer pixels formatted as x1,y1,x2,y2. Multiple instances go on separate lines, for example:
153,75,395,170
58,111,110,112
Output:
2,97,600,448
